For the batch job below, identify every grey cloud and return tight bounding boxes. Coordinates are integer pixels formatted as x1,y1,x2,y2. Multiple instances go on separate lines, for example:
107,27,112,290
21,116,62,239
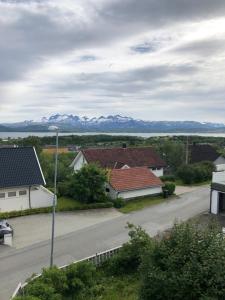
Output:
103,0,225,27
1,0,225,82
174,37,225,57
46,63,197,96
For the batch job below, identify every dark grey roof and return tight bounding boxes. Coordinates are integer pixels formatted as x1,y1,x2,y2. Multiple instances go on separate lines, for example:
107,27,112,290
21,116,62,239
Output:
0,147,45,188
211,182,225,193
189,144,220,163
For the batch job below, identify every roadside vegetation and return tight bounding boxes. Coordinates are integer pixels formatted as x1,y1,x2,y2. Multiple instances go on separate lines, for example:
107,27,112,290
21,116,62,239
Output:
15,220,225,300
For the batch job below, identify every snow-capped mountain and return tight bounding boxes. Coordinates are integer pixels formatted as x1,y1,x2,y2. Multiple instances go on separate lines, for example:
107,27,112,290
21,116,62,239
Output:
1,114,225,133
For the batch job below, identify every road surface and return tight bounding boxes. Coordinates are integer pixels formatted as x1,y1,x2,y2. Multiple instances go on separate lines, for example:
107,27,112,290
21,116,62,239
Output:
0,186,209,299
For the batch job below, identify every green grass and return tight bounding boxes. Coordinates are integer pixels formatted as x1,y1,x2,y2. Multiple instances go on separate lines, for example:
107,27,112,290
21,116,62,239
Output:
56,197,84,210
119,195,166,213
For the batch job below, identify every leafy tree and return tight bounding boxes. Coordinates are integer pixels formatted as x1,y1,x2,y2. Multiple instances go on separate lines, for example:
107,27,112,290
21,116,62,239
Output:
17,136,42,156
68,163,107,203
140,222,225,300
24,281,61,300
105,223,152,275
65,261,96,298
177,161,214,184
156,141,185,173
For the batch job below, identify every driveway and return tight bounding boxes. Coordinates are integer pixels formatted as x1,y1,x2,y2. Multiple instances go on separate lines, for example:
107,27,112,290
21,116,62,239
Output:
8,209,122,249
0,186,210,300
175,184,209,195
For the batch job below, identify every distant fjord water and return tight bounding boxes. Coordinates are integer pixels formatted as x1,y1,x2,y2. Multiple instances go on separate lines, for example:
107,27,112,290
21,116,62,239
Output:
1,132,225,139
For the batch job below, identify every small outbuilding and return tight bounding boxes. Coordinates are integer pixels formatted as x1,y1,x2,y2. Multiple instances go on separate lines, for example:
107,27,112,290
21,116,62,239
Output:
107,167,163,200
0,147,53,212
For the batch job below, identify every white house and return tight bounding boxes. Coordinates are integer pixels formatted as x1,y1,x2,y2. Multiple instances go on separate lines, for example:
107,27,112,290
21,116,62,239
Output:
106,167,163,200
70,146,166,177
0,147,53,212
210,171,225,215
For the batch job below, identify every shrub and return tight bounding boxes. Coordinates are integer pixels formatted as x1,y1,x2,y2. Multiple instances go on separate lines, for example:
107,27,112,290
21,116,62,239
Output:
40,267,68,295
65,261,96,298
24,281,61,300
160,175,176,182
139,222,225,300
113,197,125,208
105,223,152,275
163,182,176,195
68,164,108,203
177,161,214,184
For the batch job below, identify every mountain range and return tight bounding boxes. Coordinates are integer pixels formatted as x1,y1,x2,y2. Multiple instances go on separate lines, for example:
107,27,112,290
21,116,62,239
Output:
1,114,225,133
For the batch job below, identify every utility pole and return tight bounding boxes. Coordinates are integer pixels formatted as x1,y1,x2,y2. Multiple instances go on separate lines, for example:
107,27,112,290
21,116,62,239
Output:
185,135,189,164
49,126,59,268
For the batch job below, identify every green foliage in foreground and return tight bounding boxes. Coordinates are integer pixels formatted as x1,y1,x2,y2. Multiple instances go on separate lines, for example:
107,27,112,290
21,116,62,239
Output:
15,221,225,300
140,222,225,300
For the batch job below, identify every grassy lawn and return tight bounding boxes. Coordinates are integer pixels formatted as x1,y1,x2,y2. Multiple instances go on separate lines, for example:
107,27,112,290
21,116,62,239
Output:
119,195,166,213
56,196,83,210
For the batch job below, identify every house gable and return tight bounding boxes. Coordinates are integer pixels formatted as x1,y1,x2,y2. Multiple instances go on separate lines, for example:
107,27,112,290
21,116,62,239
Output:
0,147,45,189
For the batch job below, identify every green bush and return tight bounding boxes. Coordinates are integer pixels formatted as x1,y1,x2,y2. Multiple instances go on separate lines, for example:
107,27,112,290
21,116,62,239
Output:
23,281,61,300
177,161,214,184
113,197,125,208
163,182,176,195
68,164,108,203
139,222,225,300
65,261,96,298
160,175,176,182
105,224,152,275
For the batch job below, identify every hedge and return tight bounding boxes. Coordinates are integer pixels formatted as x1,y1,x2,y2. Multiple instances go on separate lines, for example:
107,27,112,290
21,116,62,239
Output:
0,202,113,219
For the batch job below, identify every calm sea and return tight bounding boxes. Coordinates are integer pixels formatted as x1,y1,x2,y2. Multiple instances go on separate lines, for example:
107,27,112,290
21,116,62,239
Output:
1,132,225,139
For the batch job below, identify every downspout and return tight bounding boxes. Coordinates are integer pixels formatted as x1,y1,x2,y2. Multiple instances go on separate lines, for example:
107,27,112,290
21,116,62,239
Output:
209,188,212,213
28,186,31,209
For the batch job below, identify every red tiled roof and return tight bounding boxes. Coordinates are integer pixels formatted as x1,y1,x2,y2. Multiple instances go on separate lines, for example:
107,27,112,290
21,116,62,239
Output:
109,167,163,192
82,147,166,169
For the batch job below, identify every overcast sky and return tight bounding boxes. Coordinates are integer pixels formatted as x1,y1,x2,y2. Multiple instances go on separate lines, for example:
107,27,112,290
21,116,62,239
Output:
0,0,225,123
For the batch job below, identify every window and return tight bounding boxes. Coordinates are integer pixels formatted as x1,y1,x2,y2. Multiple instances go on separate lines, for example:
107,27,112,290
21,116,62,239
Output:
19,190,27,196
8,191,16,197
0,193,5,198
105,188,110,193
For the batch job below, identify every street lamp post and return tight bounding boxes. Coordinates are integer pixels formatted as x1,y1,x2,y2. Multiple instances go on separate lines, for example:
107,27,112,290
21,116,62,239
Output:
49,126,59,268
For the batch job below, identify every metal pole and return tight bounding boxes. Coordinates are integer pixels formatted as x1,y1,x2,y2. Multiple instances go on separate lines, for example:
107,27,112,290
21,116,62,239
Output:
185,135,189,164
50,129,58,267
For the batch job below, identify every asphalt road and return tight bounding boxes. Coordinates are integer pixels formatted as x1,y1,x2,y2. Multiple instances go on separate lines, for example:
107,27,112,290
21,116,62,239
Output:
0,186,210,300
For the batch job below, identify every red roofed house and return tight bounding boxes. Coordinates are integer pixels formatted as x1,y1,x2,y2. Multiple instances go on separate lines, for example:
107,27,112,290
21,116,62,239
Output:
70,146,166,177
107,167,163,199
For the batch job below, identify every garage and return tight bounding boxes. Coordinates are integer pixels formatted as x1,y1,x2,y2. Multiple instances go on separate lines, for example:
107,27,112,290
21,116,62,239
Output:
210,183,225,215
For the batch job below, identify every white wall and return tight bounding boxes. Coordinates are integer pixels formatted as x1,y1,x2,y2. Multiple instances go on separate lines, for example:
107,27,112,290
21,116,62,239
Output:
211,190,219,214
73,152,87,171
149,168,164,177
214,156,225,172
30,186,54,209
108,185,162,200
0,187,30,212
212,171,225,183
0,185,54,212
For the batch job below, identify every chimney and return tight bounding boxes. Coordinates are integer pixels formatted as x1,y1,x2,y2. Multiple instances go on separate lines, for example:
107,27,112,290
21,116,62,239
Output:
122,143,127,149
